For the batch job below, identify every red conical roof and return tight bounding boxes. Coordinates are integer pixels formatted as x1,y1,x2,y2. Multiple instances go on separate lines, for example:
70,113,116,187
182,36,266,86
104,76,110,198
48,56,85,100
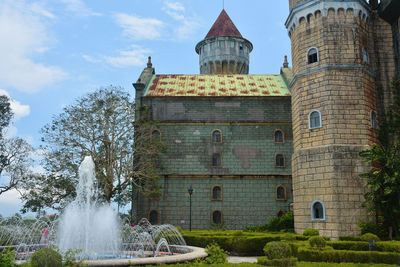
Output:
205,9,242,39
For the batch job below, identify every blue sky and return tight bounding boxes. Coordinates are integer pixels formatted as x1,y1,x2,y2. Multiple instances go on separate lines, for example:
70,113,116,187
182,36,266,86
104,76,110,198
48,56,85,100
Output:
0,0,291,216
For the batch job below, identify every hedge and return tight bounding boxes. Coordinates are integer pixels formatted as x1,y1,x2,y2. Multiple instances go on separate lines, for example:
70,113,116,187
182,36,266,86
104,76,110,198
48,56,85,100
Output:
182,231,308,255
257,256,297,266
339,236,363,241
297,247,400,264
328,241,400,253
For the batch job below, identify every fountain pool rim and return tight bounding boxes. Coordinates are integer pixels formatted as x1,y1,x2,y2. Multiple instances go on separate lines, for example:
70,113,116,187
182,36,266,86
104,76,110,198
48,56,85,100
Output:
14,245,207,266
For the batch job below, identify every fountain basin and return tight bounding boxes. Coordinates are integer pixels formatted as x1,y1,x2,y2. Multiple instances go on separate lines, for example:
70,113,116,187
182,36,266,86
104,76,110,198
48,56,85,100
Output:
15,246,207,266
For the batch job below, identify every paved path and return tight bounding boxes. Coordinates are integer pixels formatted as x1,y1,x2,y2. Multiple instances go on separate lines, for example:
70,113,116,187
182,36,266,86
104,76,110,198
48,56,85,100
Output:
227,256,258,263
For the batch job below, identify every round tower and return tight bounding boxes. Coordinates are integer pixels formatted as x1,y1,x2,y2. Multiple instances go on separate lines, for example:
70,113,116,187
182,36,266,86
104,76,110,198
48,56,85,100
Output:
195,9,253,74
286,0,378,239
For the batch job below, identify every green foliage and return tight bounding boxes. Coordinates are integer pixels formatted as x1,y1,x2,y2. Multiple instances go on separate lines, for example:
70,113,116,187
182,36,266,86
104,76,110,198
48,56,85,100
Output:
30,248,62,267
258,256,297,266
302,228,319,237
0,248,15,267
360,233,380,242
0,95,12,138
63,248,87,267
308,236,326,249
360,78,400,238
328,240,400,253
182,230,308,255
359,220,388,238
297,246,400,264
281,233,296,242
205,243,228,264
339,236,363,241
263,241,291,260
245,212,294,232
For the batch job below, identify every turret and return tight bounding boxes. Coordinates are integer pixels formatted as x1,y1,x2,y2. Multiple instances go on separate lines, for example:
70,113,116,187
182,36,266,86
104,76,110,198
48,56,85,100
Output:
195,9,253,74
287,0,379,239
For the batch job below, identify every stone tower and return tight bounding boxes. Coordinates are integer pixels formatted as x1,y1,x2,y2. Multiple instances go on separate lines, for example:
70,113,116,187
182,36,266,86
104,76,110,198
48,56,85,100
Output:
286,0,382,239
195,9,253,74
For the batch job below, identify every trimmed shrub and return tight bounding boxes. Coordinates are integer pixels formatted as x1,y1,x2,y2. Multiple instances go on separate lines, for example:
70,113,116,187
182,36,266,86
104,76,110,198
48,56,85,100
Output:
245,212,294,232
30,248,62,267
258,256,297,266
0,248,15,267
328,240,400,253
359,221,387,238
205,243,227,264
281,233,296,242
309,236,326,249
297,247,400,264
339,236,362,241
303,228,319,237
360,233,380,242
264,241,291,259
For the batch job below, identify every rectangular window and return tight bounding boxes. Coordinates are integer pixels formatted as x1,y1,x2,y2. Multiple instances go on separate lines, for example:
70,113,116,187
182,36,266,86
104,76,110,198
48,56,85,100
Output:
230,41,235,48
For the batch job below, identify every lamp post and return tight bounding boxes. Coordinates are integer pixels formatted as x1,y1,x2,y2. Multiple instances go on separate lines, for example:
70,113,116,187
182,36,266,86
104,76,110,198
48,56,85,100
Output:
188,185,193,231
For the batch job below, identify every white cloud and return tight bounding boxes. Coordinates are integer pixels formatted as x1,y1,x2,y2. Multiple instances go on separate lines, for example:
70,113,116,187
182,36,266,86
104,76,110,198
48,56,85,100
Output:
162,1,201,40
0,189,22,205
0,89,30,120
114,13,165,40
0,0,67,93
60,0,101,17
84,46,151,68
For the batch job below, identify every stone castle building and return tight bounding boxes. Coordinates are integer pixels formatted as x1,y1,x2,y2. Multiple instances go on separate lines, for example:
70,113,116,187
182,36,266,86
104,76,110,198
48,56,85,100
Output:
133,0,400,239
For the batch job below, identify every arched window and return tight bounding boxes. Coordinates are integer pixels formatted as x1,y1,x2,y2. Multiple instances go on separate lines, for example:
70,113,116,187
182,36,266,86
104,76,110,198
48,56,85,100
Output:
212,210,222,225
309,110,322,129
212,185,222,200
276,185,287,200
274,130,284,143
307,47,319,64
362,47,369,64
149,210,159,224
212,130,222,143
311,200,325,221
212,153,222,167
151,129,161,143
371,110,377,129
151,154,161,168
275,154,285,168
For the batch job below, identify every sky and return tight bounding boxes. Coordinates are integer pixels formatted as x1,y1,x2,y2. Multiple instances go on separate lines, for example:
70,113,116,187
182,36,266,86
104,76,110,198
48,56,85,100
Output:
0,0,291,217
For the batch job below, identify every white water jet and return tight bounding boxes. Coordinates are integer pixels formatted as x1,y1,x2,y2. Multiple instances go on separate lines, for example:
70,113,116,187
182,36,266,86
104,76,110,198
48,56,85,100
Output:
57,156,121,259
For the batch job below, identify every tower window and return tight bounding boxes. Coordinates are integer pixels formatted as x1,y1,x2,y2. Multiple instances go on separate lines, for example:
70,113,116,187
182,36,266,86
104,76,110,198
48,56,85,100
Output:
239,43,243,50
212,210,222,225
212,130,222,143
307,47,319,64
151,129,161,142
275,154,285,168
311,200,325,221
219,41,224,48
309,110,322,129
276,185,287,200
149,210,159,224
371,110,377,129
362,47,369,64
212,185,222,201
274,130,284,143
212,153,222,167
230,41,235,48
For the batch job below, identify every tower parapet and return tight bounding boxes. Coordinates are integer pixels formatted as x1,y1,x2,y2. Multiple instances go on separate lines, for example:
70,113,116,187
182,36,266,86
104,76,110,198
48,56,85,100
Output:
195,10,253,74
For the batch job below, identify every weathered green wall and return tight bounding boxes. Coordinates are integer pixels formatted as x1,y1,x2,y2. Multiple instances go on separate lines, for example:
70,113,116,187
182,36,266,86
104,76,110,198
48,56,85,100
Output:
158,124,292,175
135,97,293,229
136,176,292,229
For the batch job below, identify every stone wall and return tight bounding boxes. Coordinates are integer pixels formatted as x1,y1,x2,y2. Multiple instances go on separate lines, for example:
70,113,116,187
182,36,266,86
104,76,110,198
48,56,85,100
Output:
135,176,292,229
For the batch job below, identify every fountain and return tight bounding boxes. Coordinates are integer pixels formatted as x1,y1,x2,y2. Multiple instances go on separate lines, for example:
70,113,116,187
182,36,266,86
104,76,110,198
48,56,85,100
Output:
0,156,206,266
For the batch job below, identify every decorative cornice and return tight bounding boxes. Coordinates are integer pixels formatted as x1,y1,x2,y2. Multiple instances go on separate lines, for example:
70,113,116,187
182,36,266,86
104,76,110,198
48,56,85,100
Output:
285,0,371,36
289,64,376,87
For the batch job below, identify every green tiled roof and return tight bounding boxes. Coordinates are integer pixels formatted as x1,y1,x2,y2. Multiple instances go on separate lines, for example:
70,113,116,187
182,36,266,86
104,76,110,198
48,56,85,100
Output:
143,74,291,97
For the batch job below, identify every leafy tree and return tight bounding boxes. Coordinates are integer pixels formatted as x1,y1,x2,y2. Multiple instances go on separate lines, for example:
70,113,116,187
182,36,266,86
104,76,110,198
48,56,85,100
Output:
360,78,400,238
22,86,164,212
0,94,33,196
0,95,12,139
